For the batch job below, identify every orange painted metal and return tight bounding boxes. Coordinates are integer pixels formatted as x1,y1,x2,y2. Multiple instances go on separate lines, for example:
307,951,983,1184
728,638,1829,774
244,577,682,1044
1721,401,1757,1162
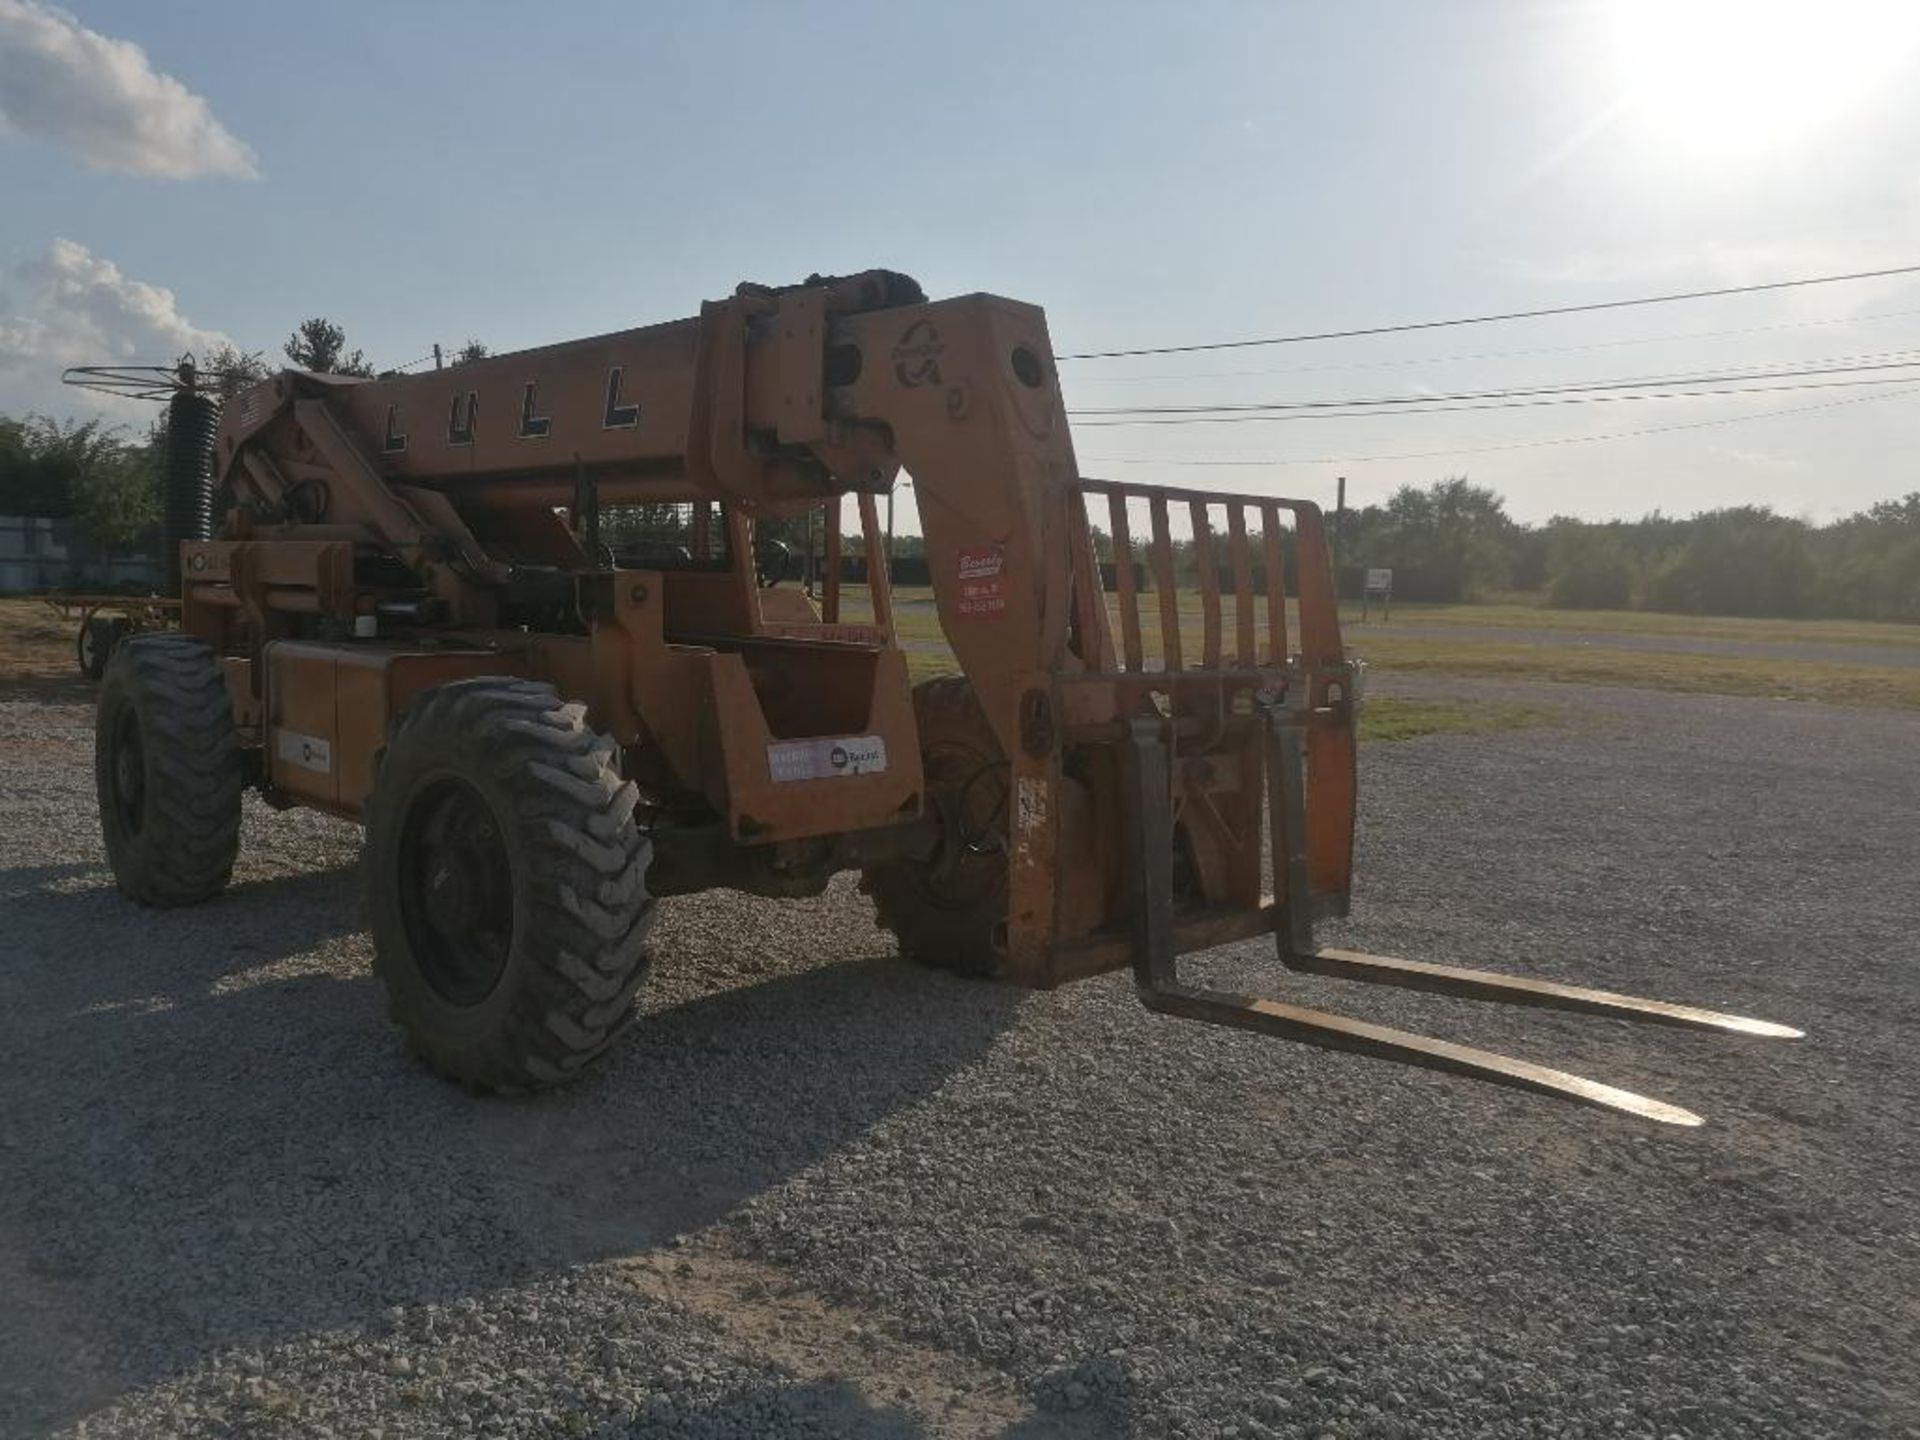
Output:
1148,495,1181,673
1066,488,1112,672
1226,503,1257,668
855,492,894,636
1261,505,1288,664
1190,500,1222,670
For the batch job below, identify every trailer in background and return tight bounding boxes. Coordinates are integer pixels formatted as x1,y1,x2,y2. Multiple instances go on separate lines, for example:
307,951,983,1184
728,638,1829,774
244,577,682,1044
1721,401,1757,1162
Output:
38,593,179,679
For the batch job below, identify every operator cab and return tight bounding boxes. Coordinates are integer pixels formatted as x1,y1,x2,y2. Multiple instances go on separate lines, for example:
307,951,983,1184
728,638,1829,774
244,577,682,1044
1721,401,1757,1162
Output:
595,493,908,744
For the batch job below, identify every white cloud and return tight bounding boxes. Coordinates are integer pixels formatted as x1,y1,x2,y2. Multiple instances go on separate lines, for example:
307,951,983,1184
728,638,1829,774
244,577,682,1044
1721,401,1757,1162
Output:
0,238,235,419
0,0,257,179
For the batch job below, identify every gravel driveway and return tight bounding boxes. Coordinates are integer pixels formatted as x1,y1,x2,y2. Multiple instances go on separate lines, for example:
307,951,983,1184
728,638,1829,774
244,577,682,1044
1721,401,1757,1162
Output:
1,681,1914,1439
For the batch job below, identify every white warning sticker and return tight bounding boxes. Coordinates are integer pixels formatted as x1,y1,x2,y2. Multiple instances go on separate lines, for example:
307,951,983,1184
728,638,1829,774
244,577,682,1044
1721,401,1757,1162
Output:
767,735,889,783
275,727,331,774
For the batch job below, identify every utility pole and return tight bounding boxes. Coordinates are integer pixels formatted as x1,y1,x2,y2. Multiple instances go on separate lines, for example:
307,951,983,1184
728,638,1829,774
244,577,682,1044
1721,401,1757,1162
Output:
432,343,443,372
1334,476,1347,597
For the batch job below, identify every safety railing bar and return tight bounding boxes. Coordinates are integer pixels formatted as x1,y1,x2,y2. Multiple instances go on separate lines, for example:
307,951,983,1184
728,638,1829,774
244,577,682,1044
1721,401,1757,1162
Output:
1190,499,1222,669
1149,495,1182,672
1292,506,1341,665
856,491,893,634
823,500,843,623
1227,502,1257,667
1261,503,1288,665
1066,487,1114,671
1077,476,1321,516
1108,490,1143,673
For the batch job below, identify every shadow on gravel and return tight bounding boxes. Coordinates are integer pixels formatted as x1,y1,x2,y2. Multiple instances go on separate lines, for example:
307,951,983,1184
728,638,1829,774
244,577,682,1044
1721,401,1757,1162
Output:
0,674,97,706
636,1379,1121,1439
0,861,100,896
0,863,367,1007
0,864,1023,1433
638,1380,942,1438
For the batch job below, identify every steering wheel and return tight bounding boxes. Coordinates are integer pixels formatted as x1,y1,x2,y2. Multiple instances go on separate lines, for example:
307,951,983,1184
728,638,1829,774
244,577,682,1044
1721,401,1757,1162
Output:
755,538,795,589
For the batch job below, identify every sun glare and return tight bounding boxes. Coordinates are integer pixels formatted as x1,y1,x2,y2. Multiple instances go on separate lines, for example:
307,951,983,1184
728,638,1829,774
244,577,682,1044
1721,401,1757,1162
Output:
1605,0,1920,156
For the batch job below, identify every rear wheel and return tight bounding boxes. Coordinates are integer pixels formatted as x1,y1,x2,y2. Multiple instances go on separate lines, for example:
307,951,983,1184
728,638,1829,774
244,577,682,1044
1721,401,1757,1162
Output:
861,677,1008,978
364,678,656,1091
95,634,243,905
78,615,129,680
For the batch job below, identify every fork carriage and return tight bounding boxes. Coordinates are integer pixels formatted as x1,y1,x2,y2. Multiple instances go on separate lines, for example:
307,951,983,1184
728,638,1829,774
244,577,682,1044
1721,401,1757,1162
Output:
1052,479,1796,1127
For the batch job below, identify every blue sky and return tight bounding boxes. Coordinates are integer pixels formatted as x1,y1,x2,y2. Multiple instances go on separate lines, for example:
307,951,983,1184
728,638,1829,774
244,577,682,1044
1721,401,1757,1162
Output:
4,0,1919,524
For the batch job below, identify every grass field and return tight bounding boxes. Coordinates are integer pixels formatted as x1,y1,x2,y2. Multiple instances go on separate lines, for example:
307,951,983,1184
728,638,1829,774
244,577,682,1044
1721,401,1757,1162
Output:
1348,695,1561,743
1337,597,1920,649
0,598,97,703
845,585,1920,714
1348,632,1920,710
8,585,1917,732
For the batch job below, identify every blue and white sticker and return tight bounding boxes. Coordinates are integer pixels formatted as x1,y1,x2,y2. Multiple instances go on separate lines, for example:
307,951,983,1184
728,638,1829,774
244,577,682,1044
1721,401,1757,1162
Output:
275,727,331,775
767,735,888,783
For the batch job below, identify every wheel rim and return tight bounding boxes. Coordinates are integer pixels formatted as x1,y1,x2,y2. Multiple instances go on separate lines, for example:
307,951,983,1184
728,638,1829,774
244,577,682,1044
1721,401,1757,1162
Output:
396,775,515,1006
79,626,98,673
108,708,145,836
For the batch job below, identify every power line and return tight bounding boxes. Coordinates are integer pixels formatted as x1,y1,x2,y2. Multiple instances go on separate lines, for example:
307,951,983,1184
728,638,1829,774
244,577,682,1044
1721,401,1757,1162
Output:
1077,385,1920,468
1069,356,1920,424
1073,373,1920,428
1063,307,1920,385
1075,351,1920,416
1058,263,1920,362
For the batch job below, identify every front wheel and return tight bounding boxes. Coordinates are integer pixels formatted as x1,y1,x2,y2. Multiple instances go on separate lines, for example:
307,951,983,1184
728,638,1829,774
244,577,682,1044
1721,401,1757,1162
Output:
364,678,657,1091
860,677,1009,978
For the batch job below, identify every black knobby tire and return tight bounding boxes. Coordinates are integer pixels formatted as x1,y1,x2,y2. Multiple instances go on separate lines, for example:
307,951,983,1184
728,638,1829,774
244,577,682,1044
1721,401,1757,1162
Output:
861,677,1008,978
364,678,657,1092
95,634,243,906
78,615,129,680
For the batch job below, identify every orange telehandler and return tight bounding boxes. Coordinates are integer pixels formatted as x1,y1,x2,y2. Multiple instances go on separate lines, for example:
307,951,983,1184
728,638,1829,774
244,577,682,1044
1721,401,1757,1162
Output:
89,271,1798,1124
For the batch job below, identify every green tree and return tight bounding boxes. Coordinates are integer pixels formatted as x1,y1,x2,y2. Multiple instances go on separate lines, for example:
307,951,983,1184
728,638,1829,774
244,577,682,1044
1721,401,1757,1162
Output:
1348,477,1516,601
1544,520,1633,610
1810,493,1920,621
0,416,153,549
201,342,271,398
0,416,50,515
284,317,374,377
452,339,490,366
70,441,157,552
1644,507,1811,617
0,416,124,518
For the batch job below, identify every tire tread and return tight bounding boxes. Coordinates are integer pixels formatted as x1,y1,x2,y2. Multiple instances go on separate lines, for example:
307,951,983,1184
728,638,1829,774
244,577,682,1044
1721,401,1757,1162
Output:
96,634,242,907
366,678,656,1092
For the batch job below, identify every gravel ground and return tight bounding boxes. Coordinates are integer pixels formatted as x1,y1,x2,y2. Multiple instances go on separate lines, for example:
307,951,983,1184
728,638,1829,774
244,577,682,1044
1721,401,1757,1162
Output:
1,680,1915,1439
